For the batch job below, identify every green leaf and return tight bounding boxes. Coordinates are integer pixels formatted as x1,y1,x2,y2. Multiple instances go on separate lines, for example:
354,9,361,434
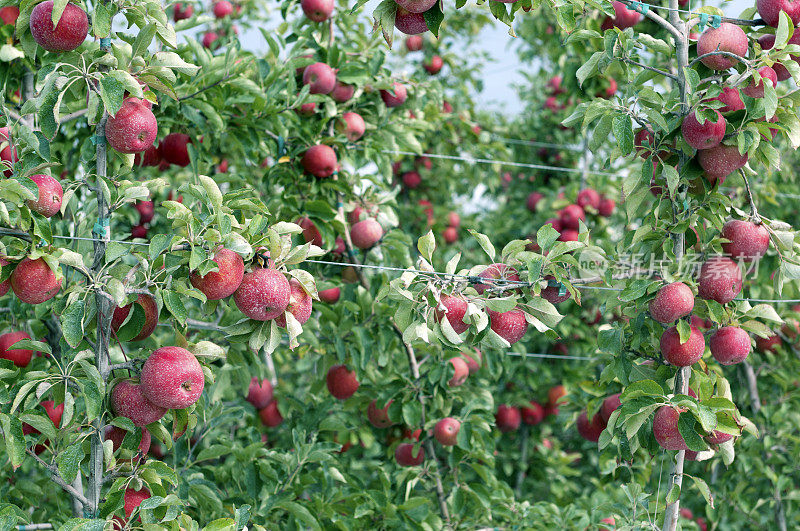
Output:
612,114,634,154
57,442,84,483
276,501,321,530
161,290,187,326
61,300,85,348
417,231,435,262
690,475,714,507
666,483,680,505
100,76,125,117
468,230,495,261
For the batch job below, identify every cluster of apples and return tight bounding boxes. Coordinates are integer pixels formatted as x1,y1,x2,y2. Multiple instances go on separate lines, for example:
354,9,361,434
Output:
299,203,385,252
403,34,443,74
199,0,243,50
527,187,615,245
576,393,620,442
495,384,568,433
246,377,284,430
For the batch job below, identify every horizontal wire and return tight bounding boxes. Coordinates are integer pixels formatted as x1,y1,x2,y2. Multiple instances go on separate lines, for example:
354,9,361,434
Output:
373,149,616,176
506,352,598,361
490,135,584,152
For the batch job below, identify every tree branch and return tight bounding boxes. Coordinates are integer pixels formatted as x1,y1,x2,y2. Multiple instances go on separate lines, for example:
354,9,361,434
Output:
622,57,678,80
26,448,91,507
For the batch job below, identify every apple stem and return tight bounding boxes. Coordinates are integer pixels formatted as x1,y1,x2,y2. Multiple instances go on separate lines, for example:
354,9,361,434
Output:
740,170,760,223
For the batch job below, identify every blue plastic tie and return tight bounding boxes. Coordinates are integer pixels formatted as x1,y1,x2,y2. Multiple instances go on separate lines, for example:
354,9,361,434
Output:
99,37,112,47
277,136,286,157
630,1,649,15
91,134,106,145
336,201,344,209
548,278,567,296
697,13,709,32
92,217,110,237
709,14,722,28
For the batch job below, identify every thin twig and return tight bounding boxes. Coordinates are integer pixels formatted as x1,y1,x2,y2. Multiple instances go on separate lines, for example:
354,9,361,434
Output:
622,57,678,80
25,449,91,506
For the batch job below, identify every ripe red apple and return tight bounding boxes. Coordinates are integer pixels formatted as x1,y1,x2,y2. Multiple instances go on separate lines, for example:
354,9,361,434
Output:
447,357,469,386
0,6,19,25
213,0,233,18
576,410,605,442
0,127,17,177
338,112,366,142
0,331,33,367
134,145,160,167
0,257,10,297
159,133,192,167
600,393,621,423
606,1,641,28
105,98,158,154
124,486,151,520
131,224,148,239
275,279,312,328
447,211,460,227
648,282,694,323
258,401,283,427
526,192,543,212
233,267,291,320
434,417,460,446
758,32,800,80
755,333,781,353
302,62,336,94
576,188,600,210
301,144,337,178
380,82,408,107
697,256,742,304
22,399,64,436
681,110,726,150
394,6,428,35
331,81,355,102
653,405,688,450
742,66,777,98
560,204,585,229
26,174,63,218
757,0,800,26
319,287,340,303
173,2,194,20
190,247,244,300
350,218,383,249
705,430,734,444
367,400,394,428
461,350,481,373
246,377,273,409
297,217,322,246
697,144,748,184
599,517,616,531
111,380,167,427
489,308,528,345
405,35,423,51
10,257,61,304
423,55,444,75
443,226,458,244
327,364,359,399
710,326,751,365
475,263,520,294
548,385,567,408
402,170,421,189
521,401,544,425
435,294,469,334
396,0,436,12
714,87,745,113
111,293,158,341
104,425,151,458
660,325,705,366
721,219,769,261
202,31,218,49
135,200,154,223
30,1,88,52
541,276,571,304
495,404,521,432
395,442,424,466
598,196,615,216
697,23,748,70
140,346,205,409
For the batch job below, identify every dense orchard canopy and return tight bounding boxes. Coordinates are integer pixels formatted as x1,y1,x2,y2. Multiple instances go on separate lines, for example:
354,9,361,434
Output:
1,0,800,528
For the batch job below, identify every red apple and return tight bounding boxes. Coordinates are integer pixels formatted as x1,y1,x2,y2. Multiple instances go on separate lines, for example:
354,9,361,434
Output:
301,0,334,20
742,66,778,98
395,442,424,465
521,401,544,425
380,82,408,107
30,1,88,52
258,401,283,427
10,257,61,304
319,287,340,303
721,219,769,261
495,404,521,432
489,308,528,345
213,0,233,18
423,55,444,75
301,144,337,178
757,0,800,26
159,133,192,167
0,331,33,367
435,294,469,334
111,380,167,427
326,364,359,399
434,417,460,446
696,23,748,70
350,218,383,249
367,400,394,428
275,279,313,328
648,282,694,323
140,346,205,409
681,110,726,150
394,7,428,35
447,357,469,387
697,256,742,304
26,174,63,218
710,326,751,365
660,325,705,366
233,267,291,320
302,62,336,95
173,2,194,20
111,294,159,341
190,247,245,300
246,377,273,409
105,97,158,154
653,405,688,450
338,112,366,142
